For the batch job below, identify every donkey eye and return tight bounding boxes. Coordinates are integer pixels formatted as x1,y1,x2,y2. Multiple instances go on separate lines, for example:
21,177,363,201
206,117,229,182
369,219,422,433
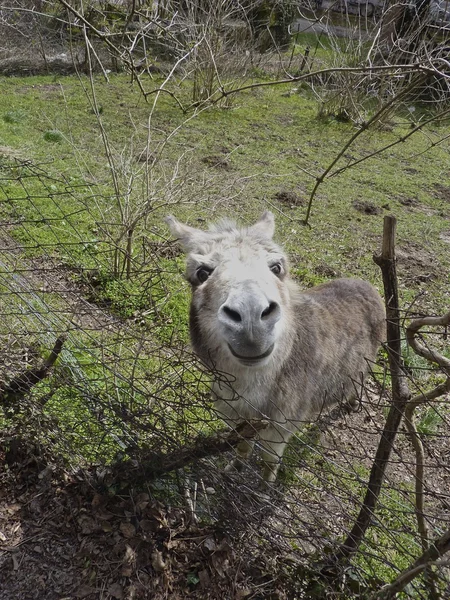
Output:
196,267,213,284
270,263,282,276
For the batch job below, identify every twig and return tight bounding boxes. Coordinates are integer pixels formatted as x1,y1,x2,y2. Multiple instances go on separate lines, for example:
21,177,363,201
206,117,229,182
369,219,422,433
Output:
112,420,269,483
183,481,198,525
404,402,428,551
303,75,426,225
210,63,433,103
406,311,450,376
372,529,450,599
403,309,450,595
408,379,450,409
329,106,450,179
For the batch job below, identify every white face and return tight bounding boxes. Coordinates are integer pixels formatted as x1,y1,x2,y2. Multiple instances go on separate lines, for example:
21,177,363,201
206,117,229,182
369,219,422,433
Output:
167,212,292,369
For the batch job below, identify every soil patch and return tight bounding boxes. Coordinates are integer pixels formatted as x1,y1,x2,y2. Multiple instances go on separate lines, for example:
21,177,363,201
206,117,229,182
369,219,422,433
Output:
314,262,341,278
396,241,441,285
398,196,419,208
440,231,450,244
201,155,232,170
273,189,305,207
433,183,450,203
0,445,303,600
352,200,382,215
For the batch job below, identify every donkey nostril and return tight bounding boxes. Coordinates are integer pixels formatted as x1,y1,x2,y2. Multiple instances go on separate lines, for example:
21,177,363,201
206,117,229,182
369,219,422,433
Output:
261,302,279,319
223,306,242,323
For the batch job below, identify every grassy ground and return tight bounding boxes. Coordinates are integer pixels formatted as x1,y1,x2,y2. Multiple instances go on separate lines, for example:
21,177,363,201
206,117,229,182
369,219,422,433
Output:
1,72,450,310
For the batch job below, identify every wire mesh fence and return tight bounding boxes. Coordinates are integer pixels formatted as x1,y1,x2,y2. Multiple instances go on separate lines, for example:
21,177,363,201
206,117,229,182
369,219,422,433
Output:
1,154,450,599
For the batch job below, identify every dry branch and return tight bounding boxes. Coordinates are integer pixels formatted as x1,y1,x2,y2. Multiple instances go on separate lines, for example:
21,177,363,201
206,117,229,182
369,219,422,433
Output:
406,311,450,376
303,75,428,225
374,528,450,599
404,309,450,572
335,216,411,561
112,420,269,483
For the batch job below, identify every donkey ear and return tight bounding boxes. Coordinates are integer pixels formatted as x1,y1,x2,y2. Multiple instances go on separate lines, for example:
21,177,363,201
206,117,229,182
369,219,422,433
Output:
249,211,275,239
165,215,205,252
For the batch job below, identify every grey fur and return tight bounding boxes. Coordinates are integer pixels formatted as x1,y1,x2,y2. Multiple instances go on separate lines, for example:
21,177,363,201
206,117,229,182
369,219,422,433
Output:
166,212,386,483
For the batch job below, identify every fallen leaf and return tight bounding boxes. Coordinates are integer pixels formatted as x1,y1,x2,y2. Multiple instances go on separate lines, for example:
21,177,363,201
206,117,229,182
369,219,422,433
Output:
135,493,149,511
151,549,167,571
198,569,210,588
139,519,158,533
91,493,106,508
203,537,216,552
235,589,251,599
11,553,20,571
108,582,124,599
123,544,136,564
119,522,136,539
120,544,136,576
75,584,96,598
211,554,229,578
77,515,98,535
120,564,133,577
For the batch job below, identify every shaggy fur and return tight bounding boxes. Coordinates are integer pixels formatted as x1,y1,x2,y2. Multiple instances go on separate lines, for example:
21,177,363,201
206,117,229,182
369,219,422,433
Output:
166,212,386,483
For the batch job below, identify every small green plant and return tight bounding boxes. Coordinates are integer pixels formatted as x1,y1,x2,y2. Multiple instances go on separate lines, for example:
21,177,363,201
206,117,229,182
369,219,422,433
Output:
43,129,64,143
3,110,26,124
416,406,445,435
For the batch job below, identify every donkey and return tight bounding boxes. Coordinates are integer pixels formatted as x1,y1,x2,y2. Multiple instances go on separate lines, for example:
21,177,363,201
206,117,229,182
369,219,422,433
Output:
166,211,386,484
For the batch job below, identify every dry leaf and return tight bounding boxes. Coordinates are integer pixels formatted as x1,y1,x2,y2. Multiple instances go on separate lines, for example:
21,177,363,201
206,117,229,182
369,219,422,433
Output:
139,519,158,533
120,544,136,576
91,493,106,508
120,564,133,577
198,569,210,588
96,509,115,521
108,582,124,600
211,554,229,578
135,493,149,511
11,552,20,571
77,515,98,535
119,522,136,539
151,549,167,571
75,584,96,598
123,544,136,564
203,537,216,552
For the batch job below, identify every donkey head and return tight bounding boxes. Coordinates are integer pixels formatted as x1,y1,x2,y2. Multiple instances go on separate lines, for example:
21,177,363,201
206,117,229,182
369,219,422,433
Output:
166,212,294,369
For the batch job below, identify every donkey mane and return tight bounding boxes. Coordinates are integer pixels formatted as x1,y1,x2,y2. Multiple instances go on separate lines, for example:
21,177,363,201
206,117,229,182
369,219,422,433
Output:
208,218,238,234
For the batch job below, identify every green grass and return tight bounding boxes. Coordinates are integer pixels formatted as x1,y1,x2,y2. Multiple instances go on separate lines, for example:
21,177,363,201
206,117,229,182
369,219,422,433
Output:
1,60,450,600
1,69,449,451
3,109,27,124
283,438,433,597
43,129,64,143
